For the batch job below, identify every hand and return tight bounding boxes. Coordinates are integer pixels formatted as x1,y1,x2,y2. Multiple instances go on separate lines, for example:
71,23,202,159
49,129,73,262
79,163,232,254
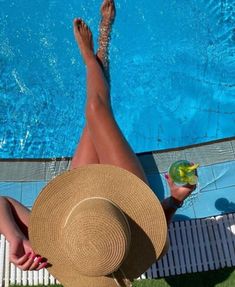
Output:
9,235,47,271
165,173,196,203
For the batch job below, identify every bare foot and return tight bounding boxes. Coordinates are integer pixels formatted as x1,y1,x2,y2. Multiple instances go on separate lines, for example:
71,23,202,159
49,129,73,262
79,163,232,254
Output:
101,0,115,23
96,0,115,70
73,18,95,64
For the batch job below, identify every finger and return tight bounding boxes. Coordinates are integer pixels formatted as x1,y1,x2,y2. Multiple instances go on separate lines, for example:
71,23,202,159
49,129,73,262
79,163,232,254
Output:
36,261,48,271
29,256,45,271
11,252,31,266
184,183,197,190
164,173,175,187
20,254,37,271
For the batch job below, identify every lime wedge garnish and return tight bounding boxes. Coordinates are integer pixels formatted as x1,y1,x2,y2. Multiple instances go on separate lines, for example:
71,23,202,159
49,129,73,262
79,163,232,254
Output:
187,175,198,185
187,163,200,172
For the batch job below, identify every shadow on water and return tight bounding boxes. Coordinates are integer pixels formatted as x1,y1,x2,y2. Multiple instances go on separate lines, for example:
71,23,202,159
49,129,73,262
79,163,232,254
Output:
215,198,235,213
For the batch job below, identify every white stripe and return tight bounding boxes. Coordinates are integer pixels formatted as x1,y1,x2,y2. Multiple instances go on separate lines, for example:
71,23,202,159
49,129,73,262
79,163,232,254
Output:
16,267,21,285
196,219,208,271
191,220,203,272
162,253,169,277
169,223,181,274
44,268,50,285
33,270,39,285
180,221,192,273
165,236,176,276
216,215,232,267
223,214,235,266
28,270,33,286
156,256,164,277
175,221,186,274
0,235,5,287
201,218,214,270
185,220,197,272
212,217,225,268
206,218,220,269
4,240,9,287
10,263,16,285
151,261,158,278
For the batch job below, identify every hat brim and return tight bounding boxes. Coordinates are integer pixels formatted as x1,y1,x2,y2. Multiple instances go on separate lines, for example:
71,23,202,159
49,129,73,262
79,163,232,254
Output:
29,164,167,287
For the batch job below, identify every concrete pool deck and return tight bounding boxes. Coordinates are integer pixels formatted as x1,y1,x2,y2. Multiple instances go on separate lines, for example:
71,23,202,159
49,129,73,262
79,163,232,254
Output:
0,139,235,220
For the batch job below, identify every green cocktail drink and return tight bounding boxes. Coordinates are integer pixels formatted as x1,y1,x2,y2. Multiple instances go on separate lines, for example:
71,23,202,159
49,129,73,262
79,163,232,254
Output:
169,160,199,185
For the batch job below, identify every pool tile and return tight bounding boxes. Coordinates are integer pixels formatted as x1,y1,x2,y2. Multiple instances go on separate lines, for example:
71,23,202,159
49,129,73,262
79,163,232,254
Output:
36,181,47,196
21,181,47,207
193,192,220,218
0,182,22,201
193,186,235,218
185,141,234,166
212,161,235,189
213,186,235,214
153,150,187,173
197,165,216,192
174,204,196,221
0,161,46,181
45,160,70,181
231,141,235,155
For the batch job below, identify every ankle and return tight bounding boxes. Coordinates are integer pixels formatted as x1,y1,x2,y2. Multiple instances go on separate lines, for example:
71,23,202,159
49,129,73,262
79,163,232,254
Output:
101,18,113,29
85,54,98,66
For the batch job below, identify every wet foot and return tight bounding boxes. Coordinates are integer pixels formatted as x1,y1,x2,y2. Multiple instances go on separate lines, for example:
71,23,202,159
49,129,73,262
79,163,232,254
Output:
101,0,115,23
96,0,116,69
73,18,95,64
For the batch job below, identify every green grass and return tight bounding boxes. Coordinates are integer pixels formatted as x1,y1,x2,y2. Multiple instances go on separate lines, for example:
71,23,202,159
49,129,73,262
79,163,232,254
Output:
10,267,235,287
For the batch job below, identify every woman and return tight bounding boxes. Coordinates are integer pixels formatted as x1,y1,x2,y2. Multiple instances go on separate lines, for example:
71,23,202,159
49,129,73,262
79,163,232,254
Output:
0,0,195,272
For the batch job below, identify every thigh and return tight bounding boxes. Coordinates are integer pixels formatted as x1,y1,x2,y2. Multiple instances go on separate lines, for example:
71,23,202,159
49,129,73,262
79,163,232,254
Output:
87,107,148,183
70,125,99,170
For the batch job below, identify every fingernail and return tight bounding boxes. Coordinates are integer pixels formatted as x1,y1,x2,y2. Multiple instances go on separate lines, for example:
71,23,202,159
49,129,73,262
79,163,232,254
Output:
37,257,44,263
41,262,48,268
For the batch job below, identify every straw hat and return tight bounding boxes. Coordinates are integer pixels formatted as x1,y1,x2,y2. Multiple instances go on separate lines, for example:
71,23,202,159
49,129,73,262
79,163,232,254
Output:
29,164,167,287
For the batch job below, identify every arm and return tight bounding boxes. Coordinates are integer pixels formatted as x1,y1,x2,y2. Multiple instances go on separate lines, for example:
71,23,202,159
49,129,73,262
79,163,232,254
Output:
0,196,27,242
161,174,196,225
0,196,30,239
0,196,47,270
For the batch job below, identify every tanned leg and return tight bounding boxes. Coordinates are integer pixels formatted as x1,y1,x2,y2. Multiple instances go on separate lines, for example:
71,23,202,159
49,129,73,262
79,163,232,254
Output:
73,18,148,183
70,0,115,169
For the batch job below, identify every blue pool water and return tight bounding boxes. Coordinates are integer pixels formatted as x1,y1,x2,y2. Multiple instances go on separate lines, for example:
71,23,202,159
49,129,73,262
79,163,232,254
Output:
0,0,234,158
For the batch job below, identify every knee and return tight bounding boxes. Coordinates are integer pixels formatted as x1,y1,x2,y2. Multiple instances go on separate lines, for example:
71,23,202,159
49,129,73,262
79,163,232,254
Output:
86,95,109,122
0,196,8,205
0,196,10,203
0,195,6,201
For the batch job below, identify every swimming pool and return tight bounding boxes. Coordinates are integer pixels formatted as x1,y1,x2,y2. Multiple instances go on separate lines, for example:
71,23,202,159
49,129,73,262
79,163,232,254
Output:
0,0,234,158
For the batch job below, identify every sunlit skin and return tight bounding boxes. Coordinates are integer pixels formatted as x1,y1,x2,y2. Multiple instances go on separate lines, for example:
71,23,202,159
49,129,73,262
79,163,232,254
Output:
0,0,195,271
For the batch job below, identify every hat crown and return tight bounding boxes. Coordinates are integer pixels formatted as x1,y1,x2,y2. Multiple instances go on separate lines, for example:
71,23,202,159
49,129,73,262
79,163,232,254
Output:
61,197,131,277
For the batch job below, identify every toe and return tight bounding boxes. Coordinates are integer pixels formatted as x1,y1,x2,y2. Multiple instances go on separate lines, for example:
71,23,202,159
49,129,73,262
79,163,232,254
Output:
74,18,82,30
